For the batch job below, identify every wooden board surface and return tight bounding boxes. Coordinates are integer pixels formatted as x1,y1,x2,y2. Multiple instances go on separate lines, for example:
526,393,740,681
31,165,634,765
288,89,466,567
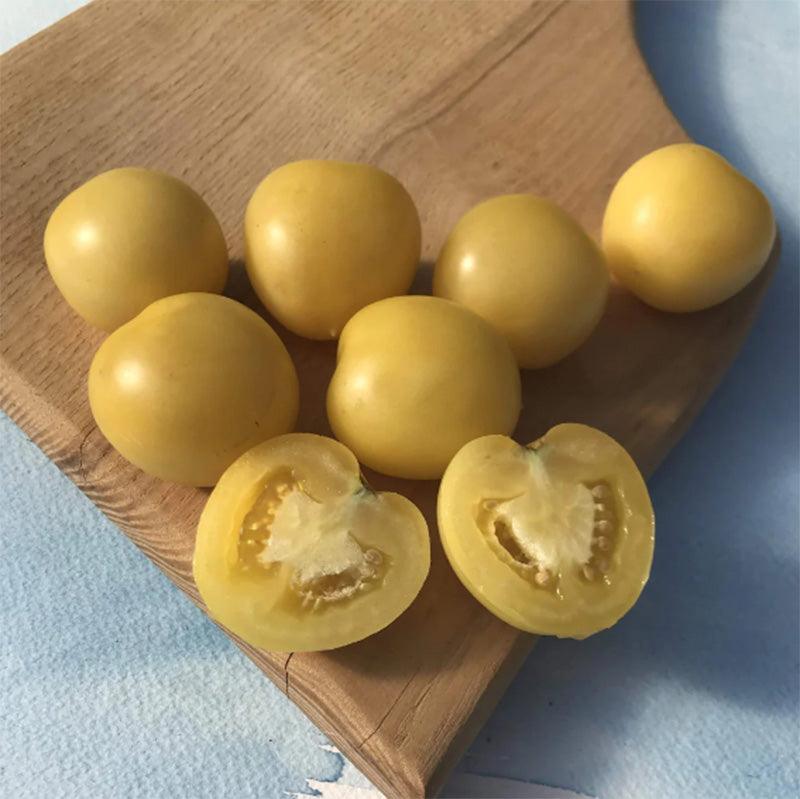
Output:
0,2,775,796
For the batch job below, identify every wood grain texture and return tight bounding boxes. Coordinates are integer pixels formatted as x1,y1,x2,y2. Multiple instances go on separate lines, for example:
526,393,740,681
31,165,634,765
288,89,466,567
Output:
0,2,775,796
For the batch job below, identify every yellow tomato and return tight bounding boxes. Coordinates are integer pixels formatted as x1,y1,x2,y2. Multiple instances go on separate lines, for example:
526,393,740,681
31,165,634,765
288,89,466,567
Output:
244,160,421,339
193,434,430,652
88,293,298,486
44,168,228,331
327,295,521,480
602,143,775,312
438,425,654,638
434,195,609,368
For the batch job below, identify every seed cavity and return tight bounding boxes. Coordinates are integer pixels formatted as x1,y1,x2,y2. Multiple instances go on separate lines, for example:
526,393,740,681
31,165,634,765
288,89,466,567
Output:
293,549,383,610
476,470,620,590
493,518,532,566
238,470,386,611
599,519,614,533
534,568,553,587
581,480,619,583
475,504,560,591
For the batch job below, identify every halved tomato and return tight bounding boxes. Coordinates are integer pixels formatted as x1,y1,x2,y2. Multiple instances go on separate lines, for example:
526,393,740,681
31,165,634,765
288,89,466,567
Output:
437,425,654,638
193,434,430,652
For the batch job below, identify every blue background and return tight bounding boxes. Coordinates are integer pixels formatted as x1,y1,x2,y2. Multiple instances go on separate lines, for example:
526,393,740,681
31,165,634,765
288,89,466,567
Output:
2,2,798,797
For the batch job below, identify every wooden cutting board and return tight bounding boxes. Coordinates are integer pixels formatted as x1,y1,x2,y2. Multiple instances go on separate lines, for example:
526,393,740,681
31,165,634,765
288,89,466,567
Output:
0,2,776,796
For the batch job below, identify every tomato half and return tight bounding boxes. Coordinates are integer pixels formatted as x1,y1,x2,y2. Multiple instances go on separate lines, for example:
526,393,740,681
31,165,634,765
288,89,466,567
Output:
438,425,654,638
193,434,430,652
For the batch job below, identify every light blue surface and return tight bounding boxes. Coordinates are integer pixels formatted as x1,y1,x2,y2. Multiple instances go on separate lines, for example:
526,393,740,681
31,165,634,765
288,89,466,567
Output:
0,0,87,52
0,414,352,798
1,2,798,798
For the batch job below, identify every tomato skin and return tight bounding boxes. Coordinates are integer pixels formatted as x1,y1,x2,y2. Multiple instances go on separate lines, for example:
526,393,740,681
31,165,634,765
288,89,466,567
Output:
193,434,430,653
602,143,775,312
45,168,228,331
327,295,522,480
88,293,299,487
434,194,609,369
438,425,655,639
244,159,421,340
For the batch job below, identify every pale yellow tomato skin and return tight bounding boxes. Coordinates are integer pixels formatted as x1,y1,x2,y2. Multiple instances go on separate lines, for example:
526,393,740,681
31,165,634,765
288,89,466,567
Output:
327,295,522,480
244,160,421,340
88,293,299,487
44,168,228,331
602,143,775,312
193,434,431,652
434,195,609,369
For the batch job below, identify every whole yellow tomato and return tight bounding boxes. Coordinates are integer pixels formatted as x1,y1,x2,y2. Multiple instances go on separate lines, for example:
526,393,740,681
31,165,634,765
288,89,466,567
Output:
327,295,521,480
194,434,430,652
44,168,228,331
244,160,421,339
438,425,654,639
88,293,299,486
602,143,775,312
434,194,609,368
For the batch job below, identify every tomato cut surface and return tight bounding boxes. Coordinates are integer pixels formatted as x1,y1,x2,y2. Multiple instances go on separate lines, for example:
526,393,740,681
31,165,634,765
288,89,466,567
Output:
193,434,430,652
437,425,654,638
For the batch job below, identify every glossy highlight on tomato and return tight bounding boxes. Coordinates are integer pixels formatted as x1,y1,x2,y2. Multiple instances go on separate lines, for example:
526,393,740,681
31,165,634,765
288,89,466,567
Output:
193,434,430,652
327,295,522,480
602,143,775,312
435,194,608,368
88,293,298,487
45,167,228,331
245,159,421,339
